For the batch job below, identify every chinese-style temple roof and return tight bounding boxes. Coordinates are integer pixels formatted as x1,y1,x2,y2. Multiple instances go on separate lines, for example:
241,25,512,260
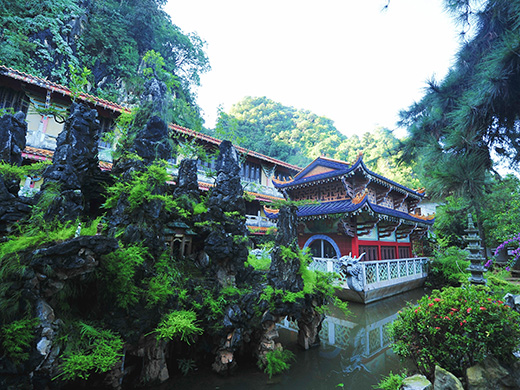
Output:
0,65,131,113
263,196,435,226
272,155,425,198
1,66,300,174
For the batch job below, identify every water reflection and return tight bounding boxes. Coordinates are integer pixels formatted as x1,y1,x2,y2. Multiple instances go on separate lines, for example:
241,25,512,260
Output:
152,288,424,390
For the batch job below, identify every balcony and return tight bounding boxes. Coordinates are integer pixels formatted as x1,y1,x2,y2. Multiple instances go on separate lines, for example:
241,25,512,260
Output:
26,130,57,150
309,257,429,303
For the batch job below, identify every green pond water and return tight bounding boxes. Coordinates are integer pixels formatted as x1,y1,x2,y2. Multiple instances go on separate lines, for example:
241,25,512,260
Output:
150,288,424,390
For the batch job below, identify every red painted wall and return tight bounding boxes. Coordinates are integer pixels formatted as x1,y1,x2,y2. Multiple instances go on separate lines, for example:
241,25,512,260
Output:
298,233,412,260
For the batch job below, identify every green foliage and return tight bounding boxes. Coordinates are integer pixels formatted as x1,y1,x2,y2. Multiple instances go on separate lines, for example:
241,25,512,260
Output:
103,161,180,214
1,316,40,363
373,371,407,390
69,64,92,101
432,196,471,248
99,244,148,309
480,175,520,248
400,0,520,202
486,268,520,295
245,251,271,271
192,201,207,215
154,310,203,344
0,161,51,182
1,0,210,127
391,285,520,379
259,349,296,379
146,273,176,307
427,247,470,288
177,358,196,376
56,322,123,381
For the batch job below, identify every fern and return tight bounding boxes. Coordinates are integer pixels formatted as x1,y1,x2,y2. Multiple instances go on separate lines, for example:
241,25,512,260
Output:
260,349,296,378
56,321,123,381
154,310,203,344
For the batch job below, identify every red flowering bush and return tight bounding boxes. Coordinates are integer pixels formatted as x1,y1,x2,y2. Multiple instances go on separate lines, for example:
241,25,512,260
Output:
390,285,520,379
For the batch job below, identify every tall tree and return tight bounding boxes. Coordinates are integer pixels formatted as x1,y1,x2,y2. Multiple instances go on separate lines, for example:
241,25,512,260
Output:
400,0,520,200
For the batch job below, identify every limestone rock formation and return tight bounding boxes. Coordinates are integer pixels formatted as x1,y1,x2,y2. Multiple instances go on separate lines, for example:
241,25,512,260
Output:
204,140,248,287
466,356,520,390
402,374,432,390
109,114,173,257
0,111,31,233
433,366,464,390
267,204,303,292
40,102,101,223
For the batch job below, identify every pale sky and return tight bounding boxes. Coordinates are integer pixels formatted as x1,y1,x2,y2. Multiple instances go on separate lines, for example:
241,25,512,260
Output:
164,0,461,138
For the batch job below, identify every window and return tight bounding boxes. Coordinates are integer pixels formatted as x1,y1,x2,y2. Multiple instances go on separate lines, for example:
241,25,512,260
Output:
0,86,29,114
398,247,411,259
359,245,378,261
241,161,261,183
310,239,336,259
381,246,397,260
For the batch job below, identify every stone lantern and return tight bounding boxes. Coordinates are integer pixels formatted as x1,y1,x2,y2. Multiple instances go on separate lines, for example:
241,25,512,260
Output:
465,213,487,285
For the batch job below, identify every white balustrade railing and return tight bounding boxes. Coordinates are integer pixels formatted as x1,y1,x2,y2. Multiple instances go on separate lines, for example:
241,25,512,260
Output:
309,257,428,291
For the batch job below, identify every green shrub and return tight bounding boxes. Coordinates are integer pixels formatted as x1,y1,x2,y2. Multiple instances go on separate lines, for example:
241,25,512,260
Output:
103,161,181,214
259,349,296,378
154,310,203,344
245,251,271,271
373,370,407,390
56,322,123,381
427,247,470,288
391,285,520,379
99,244,148,309
1,316,40,363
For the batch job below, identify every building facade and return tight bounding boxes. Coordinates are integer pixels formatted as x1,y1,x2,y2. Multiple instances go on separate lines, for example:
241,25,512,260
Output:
266,156,434,260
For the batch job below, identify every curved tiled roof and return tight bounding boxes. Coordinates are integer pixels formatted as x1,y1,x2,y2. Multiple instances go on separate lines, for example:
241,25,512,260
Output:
272,155,424,198
2,66,301,173
264,196,434,226
0,66,131,113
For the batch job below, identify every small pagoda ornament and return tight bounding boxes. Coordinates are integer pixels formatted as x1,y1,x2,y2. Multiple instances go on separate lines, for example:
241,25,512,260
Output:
465,213,487,285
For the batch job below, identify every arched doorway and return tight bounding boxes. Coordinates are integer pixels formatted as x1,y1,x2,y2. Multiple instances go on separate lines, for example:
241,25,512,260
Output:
303,235,340,259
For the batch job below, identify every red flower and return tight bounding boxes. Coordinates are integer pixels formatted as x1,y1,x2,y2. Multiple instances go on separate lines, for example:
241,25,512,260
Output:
435,327,440,330
429,303,434,307
479,307,486,311
434,298,441,302
467,308,472,313
451,308,459,312
497,300,504,304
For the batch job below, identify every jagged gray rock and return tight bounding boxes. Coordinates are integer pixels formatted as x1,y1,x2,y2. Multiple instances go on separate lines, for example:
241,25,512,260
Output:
204,140,248,286
466,356,520,390
40,102,101,223
0,111,31,233
402,374,432,390
434,366,464,390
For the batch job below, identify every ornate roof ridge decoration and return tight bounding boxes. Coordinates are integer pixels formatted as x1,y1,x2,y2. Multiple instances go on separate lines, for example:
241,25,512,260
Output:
408,212,435,221
271,155,425,198
263,197,434,226
1,66,301,173
352,189,368,204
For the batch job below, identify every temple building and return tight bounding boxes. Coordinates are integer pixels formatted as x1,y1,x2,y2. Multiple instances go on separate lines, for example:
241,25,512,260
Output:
0,65,299,235
265,156,435,261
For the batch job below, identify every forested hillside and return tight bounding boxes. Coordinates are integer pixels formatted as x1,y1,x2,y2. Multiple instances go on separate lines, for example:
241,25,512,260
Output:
214,96,420,188
0,0,210,129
